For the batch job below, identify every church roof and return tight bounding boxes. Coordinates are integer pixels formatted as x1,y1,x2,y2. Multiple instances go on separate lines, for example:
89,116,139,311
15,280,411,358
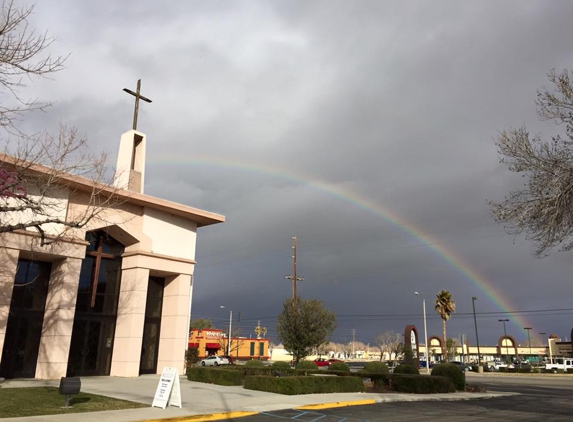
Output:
0,153,225,227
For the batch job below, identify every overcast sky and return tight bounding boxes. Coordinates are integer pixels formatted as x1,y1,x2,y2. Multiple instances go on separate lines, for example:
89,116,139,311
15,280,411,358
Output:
18,0,573,348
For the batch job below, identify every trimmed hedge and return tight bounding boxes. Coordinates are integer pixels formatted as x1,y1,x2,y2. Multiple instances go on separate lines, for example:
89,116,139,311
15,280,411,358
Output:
296,360,317,370
245,359,265,367
187,367,244,385
328,362,350,372
361,361,389,374
359,362,389,387
244,375,364,395
391,374,455,394
271,361,292,371
431,363,465,390
393,364,419,375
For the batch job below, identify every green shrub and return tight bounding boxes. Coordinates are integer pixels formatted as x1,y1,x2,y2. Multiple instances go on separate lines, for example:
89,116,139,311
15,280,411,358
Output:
393,364,419,375
243,367,276,376
361,361,389,374
391,374,455,394
498,366,507,373
358,362,389,386
328,362,350,372
245,359,265,367
567,368,573,374
518,367,531,373
185,347,200,368
271,361,292,371
187,367,243,386
295,360,317,370
431,363,465,390
244,376,363,395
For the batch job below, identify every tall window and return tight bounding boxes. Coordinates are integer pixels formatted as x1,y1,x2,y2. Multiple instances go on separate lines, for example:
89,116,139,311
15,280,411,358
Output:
0,259,52,378
75,231,124,314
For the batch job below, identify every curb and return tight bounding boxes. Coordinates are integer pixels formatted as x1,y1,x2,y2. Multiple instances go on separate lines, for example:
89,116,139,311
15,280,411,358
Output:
136,400,378,422
297,399,377,410
136,411,259,422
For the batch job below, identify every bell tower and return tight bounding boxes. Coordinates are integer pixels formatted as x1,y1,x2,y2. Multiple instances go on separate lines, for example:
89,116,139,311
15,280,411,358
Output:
114,130,146,193
115,79,152,193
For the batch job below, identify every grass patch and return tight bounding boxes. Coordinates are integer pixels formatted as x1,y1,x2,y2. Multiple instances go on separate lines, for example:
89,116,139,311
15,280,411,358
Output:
0,387,146,418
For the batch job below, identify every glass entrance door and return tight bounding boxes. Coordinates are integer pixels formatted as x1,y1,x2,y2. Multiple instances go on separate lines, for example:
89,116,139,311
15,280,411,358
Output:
139,277,164,374
67,231,123,377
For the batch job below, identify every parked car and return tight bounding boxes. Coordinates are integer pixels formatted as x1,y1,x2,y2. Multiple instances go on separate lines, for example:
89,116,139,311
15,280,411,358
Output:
200,355,229,366
221,355,235,365
442,361,471,371
487,361,514,371
419,361,435,369
314,358,345,367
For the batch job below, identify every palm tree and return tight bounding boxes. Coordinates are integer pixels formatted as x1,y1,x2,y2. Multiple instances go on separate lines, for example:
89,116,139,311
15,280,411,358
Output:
434,290,456,361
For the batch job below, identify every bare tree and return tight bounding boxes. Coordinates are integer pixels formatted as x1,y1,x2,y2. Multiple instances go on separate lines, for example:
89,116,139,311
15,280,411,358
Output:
490,69,573,256
0,0,66,129
1,126,123,246
0,2,123,246
374,331,401,361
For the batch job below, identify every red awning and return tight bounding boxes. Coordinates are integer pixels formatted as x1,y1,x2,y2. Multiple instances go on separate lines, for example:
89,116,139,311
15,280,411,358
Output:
188,343,199,348
206,343,221,349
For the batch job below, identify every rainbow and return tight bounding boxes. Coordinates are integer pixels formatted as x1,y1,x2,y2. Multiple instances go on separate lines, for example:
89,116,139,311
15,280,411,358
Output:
149,155,530,331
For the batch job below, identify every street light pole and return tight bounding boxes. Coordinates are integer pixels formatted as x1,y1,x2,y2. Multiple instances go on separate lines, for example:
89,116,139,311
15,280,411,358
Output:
539,332,547,361
221,306,232,355
524,327,532,360
415,292,429,374
498,319,509,358
471,297,481,364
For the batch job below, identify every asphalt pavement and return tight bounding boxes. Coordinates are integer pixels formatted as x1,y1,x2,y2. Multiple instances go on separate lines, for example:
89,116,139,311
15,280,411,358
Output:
0,373,513,422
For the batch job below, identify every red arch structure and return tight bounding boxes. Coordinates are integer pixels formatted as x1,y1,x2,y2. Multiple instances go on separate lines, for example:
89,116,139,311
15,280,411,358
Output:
497,335,519,358
404,325,420,368
428,336,444,352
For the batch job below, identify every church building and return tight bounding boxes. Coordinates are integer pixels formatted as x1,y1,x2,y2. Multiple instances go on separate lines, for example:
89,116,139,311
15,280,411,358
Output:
0,127,224,379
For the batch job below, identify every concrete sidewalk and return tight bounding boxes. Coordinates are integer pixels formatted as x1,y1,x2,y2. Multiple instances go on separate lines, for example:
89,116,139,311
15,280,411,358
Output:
1,374,515,422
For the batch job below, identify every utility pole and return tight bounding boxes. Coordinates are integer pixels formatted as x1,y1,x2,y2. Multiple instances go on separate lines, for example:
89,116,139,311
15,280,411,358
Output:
414,292,429,374
352,329,356,358
524,327,533,360
499,319,509,358
285,236,304,306
471,297,482,364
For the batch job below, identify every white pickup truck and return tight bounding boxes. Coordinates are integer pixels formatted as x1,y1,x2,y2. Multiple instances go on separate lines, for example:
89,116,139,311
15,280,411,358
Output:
544,358,573,373
487,361,514,371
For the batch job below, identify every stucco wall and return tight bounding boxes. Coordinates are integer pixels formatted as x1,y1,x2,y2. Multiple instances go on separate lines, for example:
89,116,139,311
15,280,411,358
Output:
142,208,197,260
3,185,69,237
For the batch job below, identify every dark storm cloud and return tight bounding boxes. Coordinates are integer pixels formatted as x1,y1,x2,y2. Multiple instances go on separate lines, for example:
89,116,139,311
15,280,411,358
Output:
18,0,573,346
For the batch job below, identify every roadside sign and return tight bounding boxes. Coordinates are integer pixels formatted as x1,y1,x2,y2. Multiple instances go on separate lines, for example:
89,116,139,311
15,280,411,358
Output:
152,367,182,409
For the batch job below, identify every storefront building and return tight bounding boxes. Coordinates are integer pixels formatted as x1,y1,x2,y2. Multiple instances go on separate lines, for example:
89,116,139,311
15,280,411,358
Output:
189,328,270,360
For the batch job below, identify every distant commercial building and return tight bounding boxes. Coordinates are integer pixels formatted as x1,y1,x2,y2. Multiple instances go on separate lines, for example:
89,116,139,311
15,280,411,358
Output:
189,328,270,360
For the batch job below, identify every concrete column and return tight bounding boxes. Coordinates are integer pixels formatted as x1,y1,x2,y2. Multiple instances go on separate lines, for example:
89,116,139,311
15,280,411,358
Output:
0,248,19,363
157,273,192,374
36,257,83,379
110,266,149,377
